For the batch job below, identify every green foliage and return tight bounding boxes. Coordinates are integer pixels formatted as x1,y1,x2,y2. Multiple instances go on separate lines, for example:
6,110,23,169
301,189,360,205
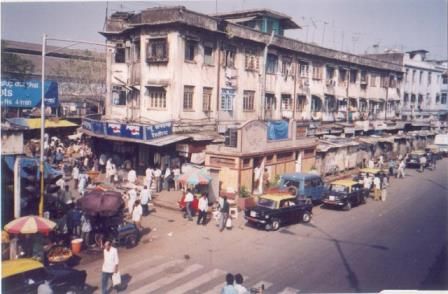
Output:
1,41,35,80
239,186,250,198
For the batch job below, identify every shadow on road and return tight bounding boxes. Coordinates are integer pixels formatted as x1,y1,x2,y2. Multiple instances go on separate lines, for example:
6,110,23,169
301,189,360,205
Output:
425,178,448,191
300,223,389,292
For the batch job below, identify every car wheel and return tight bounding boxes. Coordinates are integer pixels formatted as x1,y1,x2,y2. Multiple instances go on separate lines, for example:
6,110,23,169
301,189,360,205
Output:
360,196,366,204
271,219,280,231
343,202,352,211
264,223,272,231
126,234,138,248
302,212,311,223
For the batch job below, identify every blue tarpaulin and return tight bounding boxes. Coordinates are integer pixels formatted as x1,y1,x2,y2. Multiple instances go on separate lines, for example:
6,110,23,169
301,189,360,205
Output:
3,156,62,179
267,120,289,140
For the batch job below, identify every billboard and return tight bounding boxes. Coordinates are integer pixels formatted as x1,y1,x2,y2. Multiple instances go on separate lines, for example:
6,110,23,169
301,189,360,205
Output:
1,79,59,108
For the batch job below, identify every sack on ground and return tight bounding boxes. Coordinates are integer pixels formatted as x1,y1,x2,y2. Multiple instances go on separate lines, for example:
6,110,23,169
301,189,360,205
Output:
226,217,232,228
112,272,121,286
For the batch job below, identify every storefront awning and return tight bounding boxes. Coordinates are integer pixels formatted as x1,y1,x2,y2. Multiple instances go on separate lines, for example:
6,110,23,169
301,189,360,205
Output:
144,134,190,147
7,118,78,129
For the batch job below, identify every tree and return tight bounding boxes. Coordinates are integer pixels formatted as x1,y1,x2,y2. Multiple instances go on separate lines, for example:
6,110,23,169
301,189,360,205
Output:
1,41,35,80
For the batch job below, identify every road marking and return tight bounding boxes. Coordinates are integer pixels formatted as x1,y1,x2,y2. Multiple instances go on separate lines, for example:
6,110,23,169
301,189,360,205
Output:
119,255,164,273
168,268,226,294
129,263,203,294
126,259,186,290
251,280,273,292
278,286,300,293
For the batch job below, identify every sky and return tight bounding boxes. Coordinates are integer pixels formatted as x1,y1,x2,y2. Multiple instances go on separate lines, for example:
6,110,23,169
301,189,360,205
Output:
1,0,447,59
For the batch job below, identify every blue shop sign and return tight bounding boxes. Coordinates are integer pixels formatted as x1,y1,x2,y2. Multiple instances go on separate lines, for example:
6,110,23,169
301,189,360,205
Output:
1,79,59,108
146,122,172,140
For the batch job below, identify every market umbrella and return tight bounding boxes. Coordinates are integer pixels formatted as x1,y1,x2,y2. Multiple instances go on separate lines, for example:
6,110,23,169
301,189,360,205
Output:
4,215,56,234
77,190,124,217
177,172,211,186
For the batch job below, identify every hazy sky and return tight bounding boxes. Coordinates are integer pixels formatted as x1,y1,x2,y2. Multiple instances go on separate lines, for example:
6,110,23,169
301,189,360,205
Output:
2,0,447,59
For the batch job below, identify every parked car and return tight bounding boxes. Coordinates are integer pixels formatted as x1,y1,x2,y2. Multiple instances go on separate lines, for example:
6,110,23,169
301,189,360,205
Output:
406,150,427,169
322,179,369,211
2,258,87,294
278,172,327,202
244,194,313,231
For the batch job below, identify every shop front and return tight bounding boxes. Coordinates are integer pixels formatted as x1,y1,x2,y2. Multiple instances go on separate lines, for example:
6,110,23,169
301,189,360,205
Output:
205,120,317,196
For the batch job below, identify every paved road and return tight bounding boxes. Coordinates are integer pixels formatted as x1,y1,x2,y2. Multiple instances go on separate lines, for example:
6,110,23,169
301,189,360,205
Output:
78,159,448,293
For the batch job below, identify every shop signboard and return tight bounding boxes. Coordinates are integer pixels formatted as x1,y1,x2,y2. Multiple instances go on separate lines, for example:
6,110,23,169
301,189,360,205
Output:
107,123,123,136
146,122,172,140
1,79,58,108
123,125,143,140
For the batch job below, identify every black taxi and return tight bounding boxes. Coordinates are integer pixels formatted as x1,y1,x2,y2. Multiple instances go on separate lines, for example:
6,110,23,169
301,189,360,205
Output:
322,179,369,211
244,194,313,231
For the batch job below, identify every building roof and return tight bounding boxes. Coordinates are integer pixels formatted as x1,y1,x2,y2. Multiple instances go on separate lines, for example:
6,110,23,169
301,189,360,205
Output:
213,9,300,29
101,6,402,73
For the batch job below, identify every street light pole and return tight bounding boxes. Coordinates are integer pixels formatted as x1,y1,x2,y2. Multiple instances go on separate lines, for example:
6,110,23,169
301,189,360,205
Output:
39,33,47,217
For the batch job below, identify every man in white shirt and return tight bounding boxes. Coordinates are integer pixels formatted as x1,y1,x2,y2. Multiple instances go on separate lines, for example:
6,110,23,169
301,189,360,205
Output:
132,200,143,230
145,167,153,189
72,165,79,190
173,166,181,190
101,240,119,294
127,188,137,213
184,189,194,221
127,169,137,184
234,273,248,294
99,154,107,173
154,167,162,192
373,175,381,201
197,193,208,225
140,186,151,216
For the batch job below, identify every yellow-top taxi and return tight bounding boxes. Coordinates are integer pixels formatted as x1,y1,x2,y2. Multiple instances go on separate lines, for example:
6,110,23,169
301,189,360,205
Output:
322,178,369,211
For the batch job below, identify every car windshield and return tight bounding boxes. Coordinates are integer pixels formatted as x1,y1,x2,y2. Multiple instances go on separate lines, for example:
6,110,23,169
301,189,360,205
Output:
257,198,276,209
330,185,348,193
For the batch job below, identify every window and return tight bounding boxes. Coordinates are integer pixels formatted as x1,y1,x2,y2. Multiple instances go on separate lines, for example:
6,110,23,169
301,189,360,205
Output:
412,70,416,83
419,71,423,84
389,75,397,88
245,49,259,71
203,42,214,65
281,94,292,110
326,66,335,80
350,70,358,83
312,64,323,80
147,87,166,109
281,56,293,76
436,94,440,104
224,129,238,147
265,94,276,110
202,87,212,112
380,75,389,88
277,152,293,161
133,39,141,62
360,71,368,85
266,54,278,74
443,75,448,84
221,89,234,111
243,90,255,111
296,95,306,112
185,40,196,62
115,44,125,63
339,68,347,84
222,46,236,67
299,62,309,77
296,124,307,137
370,73,377,87
404,93,409,105
442,93,447,104
428,72,432,85
112,86,126,105
147,38,168,62
183,86,194,111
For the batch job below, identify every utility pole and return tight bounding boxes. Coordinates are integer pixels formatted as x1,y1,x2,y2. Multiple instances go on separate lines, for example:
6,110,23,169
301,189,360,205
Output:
38,34,47,217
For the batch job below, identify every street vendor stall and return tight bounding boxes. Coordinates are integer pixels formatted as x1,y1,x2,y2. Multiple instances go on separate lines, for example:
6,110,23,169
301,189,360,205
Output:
177,169,212,214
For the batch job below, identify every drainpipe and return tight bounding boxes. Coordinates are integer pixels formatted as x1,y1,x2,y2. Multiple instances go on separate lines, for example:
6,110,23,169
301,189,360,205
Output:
216,39,221,125
346,69,350,123
260,31,275,121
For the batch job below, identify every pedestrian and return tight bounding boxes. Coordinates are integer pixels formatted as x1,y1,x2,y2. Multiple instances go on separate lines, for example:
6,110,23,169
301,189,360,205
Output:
164,166,171,191
219,196,230,232
234,273,248,294
221,273,238,294
145,166,153,190
56,176,66,194
78,174,87,195
173,166,181,190
397,160,406,178
197,193,208,225
127,188,137,213
81,213,92,248
419,156,427,173
132,200,143,230
101,240,119,294
127,168,137,184
388,159,396,177
140,185,151,216
99,153,107,173
368,158,375,169
373,175,381,201
72,164,79,190
110,163,117,184
60,185,73,205
154,167,162,192
262,168,270,193
184,189,194,221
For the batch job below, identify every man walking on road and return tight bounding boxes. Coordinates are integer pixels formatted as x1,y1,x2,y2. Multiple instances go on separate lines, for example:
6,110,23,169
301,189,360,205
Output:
154,167,162,193
373,175,381,201
101,240,119,294
219,196,230,232
221,273,237,294
140,185,151,216
184,189,194,221
197,193,208,225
